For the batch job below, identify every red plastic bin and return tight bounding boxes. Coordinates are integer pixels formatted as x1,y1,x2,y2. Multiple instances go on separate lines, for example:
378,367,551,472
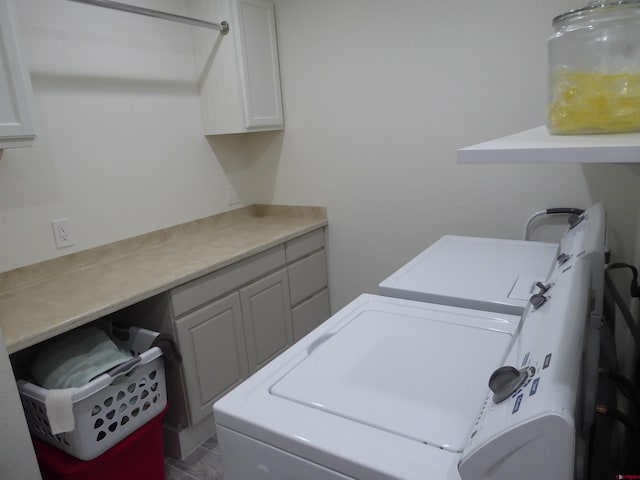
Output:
32,406,166,480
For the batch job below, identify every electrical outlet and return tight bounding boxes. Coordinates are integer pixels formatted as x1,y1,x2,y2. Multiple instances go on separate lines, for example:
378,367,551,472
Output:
226,184,241,205
51,218,73,249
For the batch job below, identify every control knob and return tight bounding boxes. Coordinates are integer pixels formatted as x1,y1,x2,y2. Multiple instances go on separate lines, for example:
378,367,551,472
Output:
568,213,585,229
489,366,529,404
557,252,571,265
529,293,547,309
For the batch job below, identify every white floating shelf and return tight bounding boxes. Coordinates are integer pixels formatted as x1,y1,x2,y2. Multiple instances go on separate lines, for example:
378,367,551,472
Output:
457,125,640,164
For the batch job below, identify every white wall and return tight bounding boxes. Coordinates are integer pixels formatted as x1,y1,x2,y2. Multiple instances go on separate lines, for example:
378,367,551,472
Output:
0,325,41,479
0,0,254,273
4,0,639,305
262,0,640,310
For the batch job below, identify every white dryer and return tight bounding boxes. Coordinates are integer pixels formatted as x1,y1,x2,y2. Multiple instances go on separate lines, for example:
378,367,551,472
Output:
213,205,606,480
378,235,559,315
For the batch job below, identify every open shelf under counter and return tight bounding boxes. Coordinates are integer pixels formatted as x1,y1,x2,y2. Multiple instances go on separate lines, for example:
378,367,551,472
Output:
457,125,640,164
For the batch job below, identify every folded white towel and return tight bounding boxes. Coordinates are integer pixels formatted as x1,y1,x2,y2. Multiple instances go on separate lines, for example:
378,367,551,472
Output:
45,388,77,435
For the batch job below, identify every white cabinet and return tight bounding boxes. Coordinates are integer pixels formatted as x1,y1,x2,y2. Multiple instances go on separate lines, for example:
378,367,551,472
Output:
192,0,283,135
169,245,288,426
116,227,329,457
286,229,331,341
0,0,35,148
174,292,248,426
240,269,293,372
166,230,330,427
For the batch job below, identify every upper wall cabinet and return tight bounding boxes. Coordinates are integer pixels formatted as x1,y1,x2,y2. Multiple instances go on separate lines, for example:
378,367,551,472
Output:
192,0,284,135
0,0,35,148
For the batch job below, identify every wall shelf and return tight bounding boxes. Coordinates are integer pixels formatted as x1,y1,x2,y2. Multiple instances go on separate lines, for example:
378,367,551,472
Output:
457,126,640,164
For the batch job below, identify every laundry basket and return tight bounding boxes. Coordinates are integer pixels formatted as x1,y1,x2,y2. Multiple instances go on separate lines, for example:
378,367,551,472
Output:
17,326,166,461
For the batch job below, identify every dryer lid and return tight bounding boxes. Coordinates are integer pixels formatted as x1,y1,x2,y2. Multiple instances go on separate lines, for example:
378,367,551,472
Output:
270,303,514,452
378,236,558,315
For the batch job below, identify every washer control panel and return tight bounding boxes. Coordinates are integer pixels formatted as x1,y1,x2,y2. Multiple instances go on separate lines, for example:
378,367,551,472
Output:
459,203,606,480
459,259,591,480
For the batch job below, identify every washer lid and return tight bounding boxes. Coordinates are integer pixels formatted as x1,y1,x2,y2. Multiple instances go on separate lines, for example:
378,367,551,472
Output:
270,303,513,453
378,235,558,315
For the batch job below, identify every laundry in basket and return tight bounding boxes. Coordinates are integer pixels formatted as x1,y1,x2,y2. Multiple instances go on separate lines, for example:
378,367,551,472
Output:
28,326,134,434
30,327,133,389
18,325,166,460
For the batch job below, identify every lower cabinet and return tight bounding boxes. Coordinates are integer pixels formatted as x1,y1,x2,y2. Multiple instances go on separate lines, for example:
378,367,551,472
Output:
286,229,331,341
176,266,294,424
174,292,248,426
175,267,293,426
121,227,331,457
170,246,293,426
240,269,293,373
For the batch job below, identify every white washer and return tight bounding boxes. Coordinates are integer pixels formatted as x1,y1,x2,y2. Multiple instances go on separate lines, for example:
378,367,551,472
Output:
379,235,559,315
213,204,606,480
214,295,520,479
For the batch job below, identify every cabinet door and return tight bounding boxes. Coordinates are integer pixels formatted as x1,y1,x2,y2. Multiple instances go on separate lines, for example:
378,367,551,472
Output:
235,0,283,129
174,292,248,426
240,269,293,373
0,0,35,148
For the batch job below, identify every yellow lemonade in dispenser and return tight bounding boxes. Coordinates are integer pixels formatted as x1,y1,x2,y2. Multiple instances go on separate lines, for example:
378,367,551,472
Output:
547,1,640,134
549,70,640,134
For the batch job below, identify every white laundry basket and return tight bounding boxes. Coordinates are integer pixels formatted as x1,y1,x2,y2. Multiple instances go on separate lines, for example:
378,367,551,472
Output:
17,326,167,461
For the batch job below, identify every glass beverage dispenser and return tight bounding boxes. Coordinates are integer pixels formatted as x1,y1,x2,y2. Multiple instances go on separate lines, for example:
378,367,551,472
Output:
548,0,640,134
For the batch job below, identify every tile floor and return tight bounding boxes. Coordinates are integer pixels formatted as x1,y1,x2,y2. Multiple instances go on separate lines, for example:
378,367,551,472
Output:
164,434,224,480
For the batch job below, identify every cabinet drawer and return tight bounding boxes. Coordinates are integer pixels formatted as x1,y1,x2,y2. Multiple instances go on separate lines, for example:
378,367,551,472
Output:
292,289,330,342
170,245,285,317
285,228,325,263
288,249,328,306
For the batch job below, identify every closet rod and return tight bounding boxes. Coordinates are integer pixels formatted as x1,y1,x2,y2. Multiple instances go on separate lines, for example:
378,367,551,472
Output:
66,0,229,35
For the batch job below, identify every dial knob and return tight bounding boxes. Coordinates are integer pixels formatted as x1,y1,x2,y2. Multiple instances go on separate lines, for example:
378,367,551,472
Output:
489,366,529,404
557,252,570,265
568,213,585,229
529,293,547,309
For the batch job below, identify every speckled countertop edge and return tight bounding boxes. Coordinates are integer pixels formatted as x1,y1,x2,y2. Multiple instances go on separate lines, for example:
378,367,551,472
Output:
0,205,327,354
